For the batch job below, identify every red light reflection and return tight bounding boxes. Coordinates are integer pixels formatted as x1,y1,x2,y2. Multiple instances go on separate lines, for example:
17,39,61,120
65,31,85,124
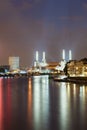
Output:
6,78,12,130
0,78,4,130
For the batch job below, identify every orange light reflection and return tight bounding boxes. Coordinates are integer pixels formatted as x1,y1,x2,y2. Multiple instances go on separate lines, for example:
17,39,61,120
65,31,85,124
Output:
28,78,32,124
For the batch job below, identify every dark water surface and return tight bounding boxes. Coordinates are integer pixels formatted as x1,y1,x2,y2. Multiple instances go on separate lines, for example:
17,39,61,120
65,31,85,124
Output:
0,75,87,130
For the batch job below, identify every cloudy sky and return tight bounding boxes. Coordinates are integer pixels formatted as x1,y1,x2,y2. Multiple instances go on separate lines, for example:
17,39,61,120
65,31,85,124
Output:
0,0,87,67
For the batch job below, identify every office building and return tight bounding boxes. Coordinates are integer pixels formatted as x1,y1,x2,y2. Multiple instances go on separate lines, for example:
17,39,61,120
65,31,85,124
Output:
9,56,19,70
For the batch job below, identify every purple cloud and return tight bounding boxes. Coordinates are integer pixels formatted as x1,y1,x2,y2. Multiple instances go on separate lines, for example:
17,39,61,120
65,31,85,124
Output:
58,16,84,21
83,3,87,10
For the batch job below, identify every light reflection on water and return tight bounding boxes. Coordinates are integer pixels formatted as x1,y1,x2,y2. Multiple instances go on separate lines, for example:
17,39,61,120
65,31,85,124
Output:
31,75,49,130
0,78,3,130
0,76,87,130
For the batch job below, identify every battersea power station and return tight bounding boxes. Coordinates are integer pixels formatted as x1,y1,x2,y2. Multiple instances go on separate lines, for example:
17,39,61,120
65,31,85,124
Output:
30,50,72,75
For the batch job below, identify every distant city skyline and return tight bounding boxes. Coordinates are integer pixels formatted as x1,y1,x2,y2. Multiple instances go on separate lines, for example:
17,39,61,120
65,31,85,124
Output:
0,0,87,66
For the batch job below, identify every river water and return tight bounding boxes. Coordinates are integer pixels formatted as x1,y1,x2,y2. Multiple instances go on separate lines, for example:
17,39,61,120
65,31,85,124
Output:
0,75,87,130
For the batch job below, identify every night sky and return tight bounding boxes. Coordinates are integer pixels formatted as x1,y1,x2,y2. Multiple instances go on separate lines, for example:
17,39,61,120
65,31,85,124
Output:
0,0,87,67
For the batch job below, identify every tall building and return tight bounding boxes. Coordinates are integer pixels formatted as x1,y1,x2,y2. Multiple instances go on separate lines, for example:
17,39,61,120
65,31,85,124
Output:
9,57,19,70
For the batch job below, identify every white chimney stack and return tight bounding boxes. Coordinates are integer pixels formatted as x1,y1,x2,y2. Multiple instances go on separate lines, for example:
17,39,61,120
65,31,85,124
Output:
69,50,72,60
62,49,65,60
36,51,39,61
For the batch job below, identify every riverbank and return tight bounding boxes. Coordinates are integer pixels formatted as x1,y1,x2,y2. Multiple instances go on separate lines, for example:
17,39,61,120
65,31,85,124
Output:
54,76,87,84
